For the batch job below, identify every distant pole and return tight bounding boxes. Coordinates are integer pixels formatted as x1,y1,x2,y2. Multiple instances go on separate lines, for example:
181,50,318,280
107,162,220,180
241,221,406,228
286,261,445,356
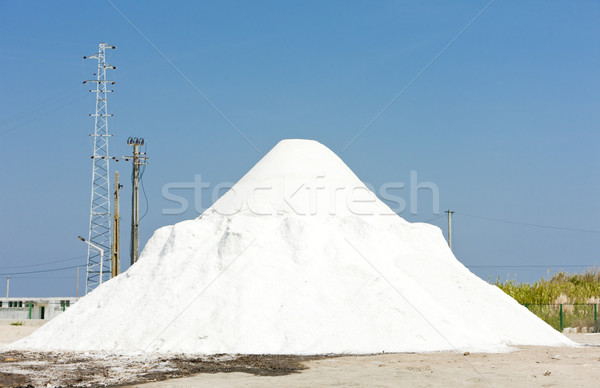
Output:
445,209,455,250
112,171,123,277
76,267,80,298
5,276,9,298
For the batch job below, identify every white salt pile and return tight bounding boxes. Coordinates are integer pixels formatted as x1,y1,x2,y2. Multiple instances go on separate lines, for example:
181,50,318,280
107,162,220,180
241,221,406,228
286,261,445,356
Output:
9,139,572,354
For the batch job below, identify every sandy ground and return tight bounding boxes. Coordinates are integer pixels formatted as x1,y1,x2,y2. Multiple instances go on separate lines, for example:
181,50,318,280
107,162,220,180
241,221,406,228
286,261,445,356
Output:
2,325,600,387
0,322,44,346
127,336,600,388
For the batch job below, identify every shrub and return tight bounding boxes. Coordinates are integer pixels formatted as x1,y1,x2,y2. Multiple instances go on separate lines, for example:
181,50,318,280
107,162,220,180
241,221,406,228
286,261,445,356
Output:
495,269,600,331
495,268,600,304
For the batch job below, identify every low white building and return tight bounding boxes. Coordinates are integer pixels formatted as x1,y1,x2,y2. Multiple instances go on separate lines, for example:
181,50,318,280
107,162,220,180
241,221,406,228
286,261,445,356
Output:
0,297,79,321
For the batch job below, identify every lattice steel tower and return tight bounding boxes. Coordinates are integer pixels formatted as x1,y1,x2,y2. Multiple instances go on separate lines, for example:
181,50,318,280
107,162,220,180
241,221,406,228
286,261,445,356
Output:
83,43,117,294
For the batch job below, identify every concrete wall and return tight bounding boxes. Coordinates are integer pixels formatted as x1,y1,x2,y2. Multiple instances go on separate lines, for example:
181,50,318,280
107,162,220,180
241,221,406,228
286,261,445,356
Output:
0,308,29,321
0,297,78,321
0,305,69,320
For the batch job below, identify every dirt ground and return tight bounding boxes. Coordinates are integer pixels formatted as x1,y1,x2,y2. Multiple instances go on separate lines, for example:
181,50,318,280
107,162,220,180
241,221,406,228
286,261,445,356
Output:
1,324,600,387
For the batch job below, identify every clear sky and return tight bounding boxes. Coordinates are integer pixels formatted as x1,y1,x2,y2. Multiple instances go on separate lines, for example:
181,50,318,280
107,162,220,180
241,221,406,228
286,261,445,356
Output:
0,0,598,297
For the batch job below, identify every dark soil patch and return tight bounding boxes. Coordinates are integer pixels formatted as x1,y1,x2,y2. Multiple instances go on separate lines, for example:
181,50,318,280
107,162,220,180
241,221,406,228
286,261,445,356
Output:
0,372,31,388
0,351,334,387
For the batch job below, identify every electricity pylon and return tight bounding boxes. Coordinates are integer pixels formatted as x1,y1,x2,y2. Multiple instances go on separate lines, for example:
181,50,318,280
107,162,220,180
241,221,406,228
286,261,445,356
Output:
83,43,117,294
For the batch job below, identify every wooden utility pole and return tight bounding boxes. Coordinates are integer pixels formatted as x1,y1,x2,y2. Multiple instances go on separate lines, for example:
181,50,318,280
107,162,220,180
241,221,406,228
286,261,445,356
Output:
112,171,123,277
5,276,9,298
445,209,455,250
76,267,79,298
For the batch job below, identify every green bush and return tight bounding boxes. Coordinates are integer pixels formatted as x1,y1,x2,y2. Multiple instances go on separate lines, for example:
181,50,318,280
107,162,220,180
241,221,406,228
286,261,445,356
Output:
495,268,600,304
495,269,600,331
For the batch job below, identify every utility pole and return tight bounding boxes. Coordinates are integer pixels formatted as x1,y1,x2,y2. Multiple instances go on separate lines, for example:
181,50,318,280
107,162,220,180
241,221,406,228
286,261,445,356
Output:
126,137,147,265
112,171,123,277
83,43,117,294
76,267,79,298
5,276,9,298
445,209,455,250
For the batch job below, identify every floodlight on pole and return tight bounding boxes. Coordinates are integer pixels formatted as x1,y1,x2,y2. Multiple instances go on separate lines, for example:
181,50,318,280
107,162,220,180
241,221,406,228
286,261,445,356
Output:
78,236,105,285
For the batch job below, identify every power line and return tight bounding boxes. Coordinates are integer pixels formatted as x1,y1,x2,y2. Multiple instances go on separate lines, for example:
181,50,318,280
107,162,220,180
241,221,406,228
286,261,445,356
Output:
341,0,496,152
0,264,84,277
0,255,85,270
105,0,260,153
423,214,446,223
0,86,83,126
8,276,77,279
0,93,88,136
400,214,445,223
456,212,600,234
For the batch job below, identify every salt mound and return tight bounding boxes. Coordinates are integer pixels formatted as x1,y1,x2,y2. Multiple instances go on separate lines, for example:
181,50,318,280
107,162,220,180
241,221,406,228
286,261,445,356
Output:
8,139,572,354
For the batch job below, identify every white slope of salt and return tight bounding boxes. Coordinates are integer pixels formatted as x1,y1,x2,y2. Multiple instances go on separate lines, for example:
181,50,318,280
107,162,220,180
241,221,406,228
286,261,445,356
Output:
209,139,395,217
7,139,573,354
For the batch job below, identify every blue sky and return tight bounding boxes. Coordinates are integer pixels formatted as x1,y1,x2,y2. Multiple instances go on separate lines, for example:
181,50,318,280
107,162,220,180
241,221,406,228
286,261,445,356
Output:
0,0,598,297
